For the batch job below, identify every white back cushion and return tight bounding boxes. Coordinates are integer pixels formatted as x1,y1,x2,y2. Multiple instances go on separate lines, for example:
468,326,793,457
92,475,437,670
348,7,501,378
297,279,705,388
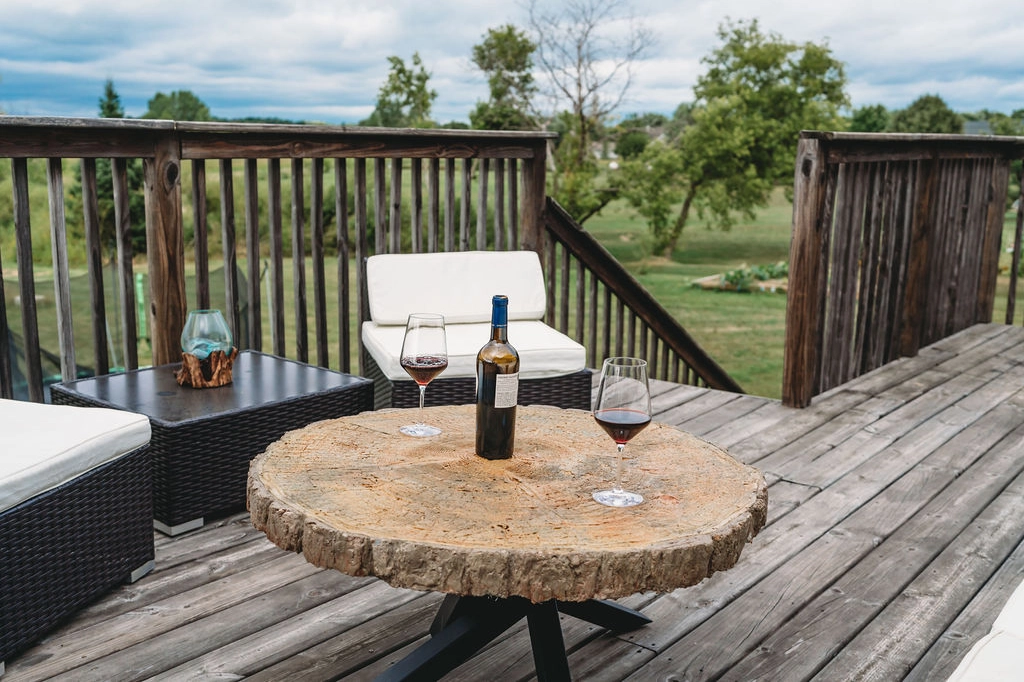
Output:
366,251,547,324
0,399,151,513
362,320,586,380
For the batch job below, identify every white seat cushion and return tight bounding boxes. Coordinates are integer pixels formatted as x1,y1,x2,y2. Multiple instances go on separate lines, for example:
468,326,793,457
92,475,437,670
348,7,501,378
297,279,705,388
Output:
362,320,586,381
947,630,1024,681
366,251,548,324
0,398,152,513
948,578,1024,680
992,578,1024,637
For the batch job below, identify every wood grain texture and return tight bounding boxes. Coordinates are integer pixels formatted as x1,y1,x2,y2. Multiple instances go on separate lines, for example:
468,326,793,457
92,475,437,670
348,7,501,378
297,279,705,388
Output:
785,133,1022,408
174,348,239,387
248,404,767,603
45,158,76,382
11,326,1024,680
142,137,186,366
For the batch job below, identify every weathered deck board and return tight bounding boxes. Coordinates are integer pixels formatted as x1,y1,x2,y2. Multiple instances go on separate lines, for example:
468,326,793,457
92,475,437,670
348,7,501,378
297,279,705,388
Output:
5,322,1024,681
909,534,1024,681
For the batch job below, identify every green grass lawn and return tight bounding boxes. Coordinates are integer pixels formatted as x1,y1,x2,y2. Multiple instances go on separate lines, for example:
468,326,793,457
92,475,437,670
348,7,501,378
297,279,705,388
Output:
585,189,794,398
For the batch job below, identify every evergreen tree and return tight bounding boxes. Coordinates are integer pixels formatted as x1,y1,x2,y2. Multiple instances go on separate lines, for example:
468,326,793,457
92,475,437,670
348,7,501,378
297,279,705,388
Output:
70,80,147,258
98,79,125,118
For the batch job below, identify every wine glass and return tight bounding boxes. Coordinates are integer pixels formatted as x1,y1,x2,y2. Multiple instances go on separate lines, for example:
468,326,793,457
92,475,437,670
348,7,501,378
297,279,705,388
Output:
399,313,448,437
592,357,652,507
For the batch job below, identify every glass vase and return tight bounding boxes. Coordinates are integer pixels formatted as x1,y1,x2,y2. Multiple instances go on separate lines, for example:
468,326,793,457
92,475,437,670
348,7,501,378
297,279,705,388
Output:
180,309,233,359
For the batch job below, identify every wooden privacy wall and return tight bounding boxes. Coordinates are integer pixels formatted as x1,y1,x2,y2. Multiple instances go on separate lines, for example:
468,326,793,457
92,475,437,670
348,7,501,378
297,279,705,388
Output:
784,131,1024,408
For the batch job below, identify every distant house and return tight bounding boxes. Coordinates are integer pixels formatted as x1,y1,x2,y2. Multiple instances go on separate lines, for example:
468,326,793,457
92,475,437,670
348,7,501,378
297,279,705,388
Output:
964,120,993,135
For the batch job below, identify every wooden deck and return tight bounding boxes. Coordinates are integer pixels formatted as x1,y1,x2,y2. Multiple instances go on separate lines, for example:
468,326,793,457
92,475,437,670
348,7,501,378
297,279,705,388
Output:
6,322,1024,681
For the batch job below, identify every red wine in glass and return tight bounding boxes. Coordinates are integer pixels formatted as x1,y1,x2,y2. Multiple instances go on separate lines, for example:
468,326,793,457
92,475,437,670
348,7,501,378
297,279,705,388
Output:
401,355,449,385
592,357,651,507
399,313,447,437
594,408,651,444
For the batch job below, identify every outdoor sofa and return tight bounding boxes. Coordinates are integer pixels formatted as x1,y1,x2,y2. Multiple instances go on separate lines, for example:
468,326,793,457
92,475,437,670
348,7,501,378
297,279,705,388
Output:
360,250,591,411
0,399,153,675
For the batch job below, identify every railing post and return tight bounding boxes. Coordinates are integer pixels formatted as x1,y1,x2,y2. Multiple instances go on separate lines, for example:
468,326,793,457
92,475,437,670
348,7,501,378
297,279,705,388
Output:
978,159,1012,322
899,156,938,358
1008,166,1024,325
144,129,187,366
783,137,830,408
520,140,547,254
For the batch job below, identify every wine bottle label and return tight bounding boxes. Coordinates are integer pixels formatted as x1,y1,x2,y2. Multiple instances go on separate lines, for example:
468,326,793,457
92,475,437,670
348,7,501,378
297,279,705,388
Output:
494,372,519,409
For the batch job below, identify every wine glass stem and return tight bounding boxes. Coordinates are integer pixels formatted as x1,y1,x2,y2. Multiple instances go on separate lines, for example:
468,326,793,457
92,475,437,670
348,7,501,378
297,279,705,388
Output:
614,443,626,492
418,384,426,423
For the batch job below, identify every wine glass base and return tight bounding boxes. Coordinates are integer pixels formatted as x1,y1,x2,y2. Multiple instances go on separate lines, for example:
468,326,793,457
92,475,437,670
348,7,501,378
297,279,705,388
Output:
400,423,442,437
592,489,644,507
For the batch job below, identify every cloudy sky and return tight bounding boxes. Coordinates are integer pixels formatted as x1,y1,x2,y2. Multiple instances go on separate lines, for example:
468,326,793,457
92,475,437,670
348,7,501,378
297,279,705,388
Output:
0,0,1020,124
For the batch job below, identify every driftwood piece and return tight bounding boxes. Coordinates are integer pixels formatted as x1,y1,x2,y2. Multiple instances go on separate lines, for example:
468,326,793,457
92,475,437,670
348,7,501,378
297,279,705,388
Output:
248,404,767,603
175,348,239,388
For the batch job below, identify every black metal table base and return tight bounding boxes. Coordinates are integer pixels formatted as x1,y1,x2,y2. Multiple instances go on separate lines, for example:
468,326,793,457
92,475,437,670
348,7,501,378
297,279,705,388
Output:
375,595,652,682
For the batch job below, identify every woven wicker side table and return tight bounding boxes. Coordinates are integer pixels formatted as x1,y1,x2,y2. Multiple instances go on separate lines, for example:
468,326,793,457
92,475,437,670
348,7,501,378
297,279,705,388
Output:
52,351,373,535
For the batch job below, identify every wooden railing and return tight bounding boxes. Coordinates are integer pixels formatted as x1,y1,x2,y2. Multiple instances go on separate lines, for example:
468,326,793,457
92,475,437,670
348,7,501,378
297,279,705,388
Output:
0,116,739,402
783,131,1024,408
543,199,741,390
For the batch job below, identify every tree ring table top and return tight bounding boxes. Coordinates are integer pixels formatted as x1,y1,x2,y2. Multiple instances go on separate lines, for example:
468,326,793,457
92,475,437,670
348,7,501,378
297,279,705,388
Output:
247,404,767,603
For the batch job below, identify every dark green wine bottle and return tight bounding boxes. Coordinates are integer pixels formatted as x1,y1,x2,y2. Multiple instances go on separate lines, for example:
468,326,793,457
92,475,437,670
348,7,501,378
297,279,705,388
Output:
475,295,519,459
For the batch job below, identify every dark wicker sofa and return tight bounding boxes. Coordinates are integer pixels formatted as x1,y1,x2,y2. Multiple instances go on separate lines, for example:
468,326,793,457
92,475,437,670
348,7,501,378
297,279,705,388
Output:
0,400,154,675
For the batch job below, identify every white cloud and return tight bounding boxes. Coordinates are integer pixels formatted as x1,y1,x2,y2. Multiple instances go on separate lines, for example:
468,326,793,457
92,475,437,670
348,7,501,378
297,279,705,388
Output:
0,0,1020,122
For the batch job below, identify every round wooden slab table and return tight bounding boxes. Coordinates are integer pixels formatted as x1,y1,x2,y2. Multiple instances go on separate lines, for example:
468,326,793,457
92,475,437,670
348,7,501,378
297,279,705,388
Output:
248,404,767,681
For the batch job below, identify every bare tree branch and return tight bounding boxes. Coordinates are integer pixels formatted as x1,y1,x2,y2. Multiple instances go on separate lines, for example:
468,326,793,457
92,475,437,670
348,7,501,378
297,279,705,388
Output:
527,0,653,122
526,0,653,223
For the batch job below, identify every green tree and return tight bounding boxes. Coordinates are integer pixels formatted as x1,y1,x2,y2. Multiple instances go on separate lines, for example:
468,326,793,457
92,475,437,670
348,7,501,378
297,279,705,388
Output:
850,104,889,132
664,102,695,141
888,94,962,134
621,19,848,256
98,79,125,118
470,25,537,130
362,53,437,128
964,109,1024,136
614,112,666,158
142,90,212,121
546,111,614,222
614,129,649,158
69,80,147,258
620,112,668,129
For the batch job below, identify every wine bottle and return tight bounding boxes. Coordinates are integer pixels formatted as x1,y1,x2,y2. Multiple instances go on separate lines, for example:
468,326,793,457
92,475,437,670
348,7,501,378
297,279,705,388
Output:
475,294,519,459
